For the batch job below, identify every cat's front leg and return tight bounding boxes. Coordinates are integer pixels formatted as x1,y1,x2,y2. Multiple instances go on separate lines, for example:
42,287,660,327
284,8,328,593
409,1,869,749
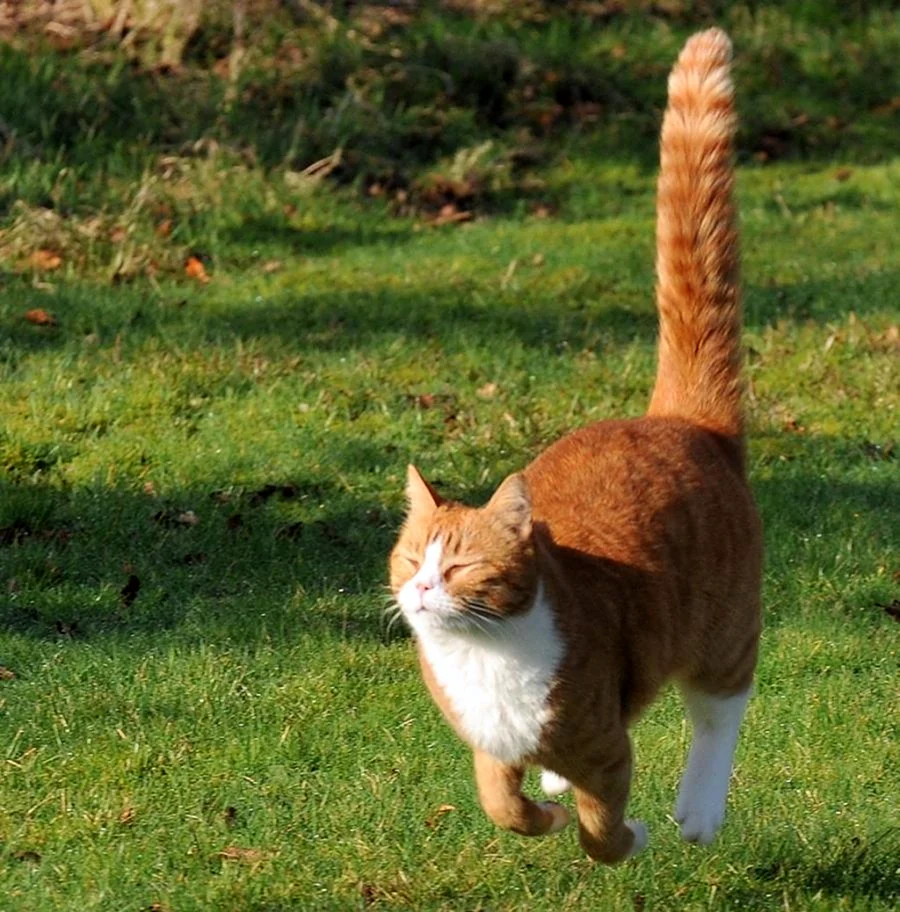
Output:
474,751,569,837
570,737,648,864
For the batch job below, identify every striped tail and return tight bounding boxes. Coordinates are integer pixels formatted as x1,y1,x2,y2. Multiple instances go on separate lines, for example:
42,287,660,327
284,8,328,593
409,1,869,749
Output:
647,29,745,467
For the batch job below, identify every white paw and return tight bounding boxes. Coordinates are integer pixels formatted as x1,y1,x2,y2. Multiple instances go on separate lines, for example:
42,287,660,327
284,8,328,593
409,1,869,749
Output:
626,819,649,858
540,769,571,797
538,801,570,834
674,799,724,845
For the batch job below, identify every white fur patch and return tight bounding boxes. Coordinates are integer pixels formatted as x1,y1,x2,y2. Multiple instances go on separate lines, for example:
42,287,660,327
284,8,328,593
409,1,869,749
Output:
400,540,564,765
674,686,750,844
540,769,571,797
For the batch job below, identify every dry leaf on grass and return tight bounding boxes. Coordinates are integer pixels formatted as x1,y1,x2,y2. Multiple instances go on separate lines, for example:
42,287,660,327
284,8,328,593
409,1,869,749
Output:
425,803,457,828
476,382,498,399
14,850,41,864
218,846,270,863
151,508,199,528
426,203,473,227
120,574,141,608
28,249,62,271
24,308,57,326
119,805,136,826
0,666,16,680
184,256,210,283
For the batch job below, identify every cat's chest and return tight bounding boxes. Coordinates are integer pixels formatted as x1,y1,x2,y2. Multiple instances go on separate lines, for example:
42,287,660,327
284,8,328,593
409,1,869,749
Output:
419,602,563,764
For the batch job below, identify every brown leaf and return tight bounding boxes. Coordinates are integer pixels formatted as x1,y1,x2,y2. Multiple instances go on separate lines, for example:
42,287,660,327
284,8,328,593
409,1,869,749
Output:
425,803,457,828
177,551,208,565
218,845,268,863
261,259,282,273
476,382,498,399
155,219,173,238
226,514,244,532
24,308,57,327
55,619,80,638
0,666,16,680
14,850,41,864
876,599,900,622
427,203,473,227
529,202,556,219
29,249,62,271
119,805,136,825
573,101,604,122
872,96,900,116
120,574,141,609
184,256,210,283
152,508,199,528
834,168,853,182
413,393,436,409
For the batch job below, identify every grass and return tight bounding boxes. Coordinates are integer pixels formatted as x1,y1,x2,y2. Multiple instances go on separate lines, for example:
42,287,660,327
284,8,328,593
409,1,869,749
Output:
1,3,898,909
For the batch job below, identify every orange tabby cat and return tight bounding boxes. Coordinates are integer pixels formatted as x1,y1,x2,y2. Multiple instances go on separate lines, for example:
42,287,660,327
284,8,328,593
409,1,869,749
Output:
389,28,761,864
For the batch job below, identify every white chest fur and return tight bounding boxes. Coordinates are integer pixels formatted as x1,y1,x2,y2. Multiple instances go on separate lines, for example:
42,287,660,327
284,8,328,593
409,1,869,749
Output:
418,588,564,764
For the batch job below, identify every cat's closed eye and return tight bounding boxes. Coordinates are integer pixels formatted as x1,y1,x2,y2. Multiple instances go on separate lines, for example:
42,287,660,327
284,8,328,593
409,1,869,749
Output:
396,551,421,572
443,560,484,582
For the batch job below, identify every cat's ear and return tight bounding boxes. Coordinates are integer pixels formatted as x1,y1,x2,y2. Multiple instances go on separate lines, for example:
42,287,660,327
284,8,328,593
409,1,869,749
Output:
406,464,442,516
486,473,532,540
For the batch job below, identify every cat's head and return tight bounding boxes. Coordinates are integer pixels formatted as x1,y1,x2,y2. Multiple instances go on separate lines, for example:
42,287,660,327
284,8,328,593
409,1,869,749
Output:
389,465,538,637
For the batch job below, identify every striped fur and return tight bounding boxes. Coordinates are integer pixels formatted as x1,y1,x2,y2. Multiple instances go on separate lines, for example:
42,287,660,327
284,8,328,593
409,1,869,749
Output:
389,30,761,865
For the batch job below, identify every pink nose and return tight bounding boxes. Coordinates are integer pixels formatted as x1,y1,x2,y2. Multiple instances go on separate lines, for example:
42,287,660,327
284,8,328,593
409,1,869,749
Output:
416,579,434,594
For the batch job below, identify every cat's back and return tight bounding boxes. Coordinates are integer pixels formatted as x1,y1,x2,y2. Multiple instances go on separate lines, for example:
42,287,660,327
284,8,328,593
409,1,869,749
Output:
525,415,761,707
523,416,758,571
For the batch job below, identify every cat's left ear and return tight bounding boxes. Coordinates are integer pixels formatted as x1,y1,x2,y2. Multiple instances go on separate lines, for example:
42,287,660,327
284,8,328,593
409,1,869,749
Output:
486,473,532,540
406,464,442,516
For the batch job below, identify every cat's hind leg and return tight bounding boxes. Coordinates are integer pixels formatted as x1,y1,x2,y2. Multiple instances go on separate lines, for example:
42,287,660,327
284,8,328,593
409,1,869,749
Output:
570,734,647,864
674,684,751,844
540,769,571,797
474,751,569,836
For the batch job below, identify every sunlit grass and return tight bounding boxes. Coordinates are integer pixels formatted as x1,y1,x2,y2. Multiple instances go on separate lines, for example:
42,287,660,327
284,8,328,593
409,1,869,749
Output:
1,5,898,909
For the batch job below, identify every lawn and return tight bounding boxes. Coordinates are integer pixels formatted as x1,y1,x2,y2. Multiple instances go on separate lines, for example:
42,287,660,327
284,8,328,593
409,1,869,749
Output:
0,2,898,910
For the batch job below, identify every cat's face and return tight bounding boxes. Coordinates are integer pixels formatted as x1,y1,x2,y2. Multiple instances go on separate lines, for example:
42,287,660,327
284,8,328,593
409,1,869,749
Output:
389,466,537,637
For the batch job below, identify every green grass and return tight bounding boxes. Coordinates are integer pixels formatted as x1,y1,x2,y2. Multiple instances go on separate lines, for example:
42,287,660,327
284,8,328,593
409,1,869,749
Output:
1,4,898,910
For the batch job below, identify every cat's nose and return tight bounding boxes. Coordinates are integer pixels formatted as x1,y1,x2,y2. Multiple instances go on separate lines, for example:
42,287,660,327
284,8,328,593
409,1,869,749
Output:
416,579,434,594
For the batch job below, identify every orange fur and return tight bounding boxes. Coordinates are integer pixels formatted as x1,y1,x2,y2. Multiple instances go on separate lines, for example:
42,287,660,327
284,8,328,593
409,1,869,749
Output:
389,29,761,864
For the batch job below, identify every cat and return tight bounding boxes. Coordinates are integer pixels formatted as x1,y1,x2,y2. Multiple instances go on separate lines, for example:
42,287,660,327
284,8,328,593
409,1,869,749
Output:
389,27,762,864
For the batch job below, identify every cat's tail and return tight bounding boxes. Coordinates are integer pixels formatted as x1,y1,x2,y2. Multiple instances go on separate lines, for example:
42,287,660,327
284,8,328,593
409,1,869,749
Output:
647,29,745,465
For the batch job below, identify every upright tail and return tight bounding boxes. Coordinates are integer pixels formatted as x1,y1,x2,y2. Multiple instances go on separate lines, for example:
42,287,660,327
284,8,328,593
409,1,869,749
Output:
647,29,745,465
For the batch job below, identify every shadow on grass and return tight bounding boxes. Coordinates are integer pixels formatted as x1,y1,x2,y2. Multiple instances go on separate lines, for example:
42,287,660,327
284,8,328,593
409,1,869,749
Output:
739,828,900,906
217,215,415,260
0,471,404,647
1,431,895,649
3,262,896,366
1,1,897,216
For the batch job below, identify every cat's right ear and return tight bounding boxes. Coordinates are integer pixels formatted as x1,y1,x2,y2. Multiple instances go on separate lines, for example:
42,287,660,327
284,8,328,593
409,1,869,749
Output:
406,464,442,516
